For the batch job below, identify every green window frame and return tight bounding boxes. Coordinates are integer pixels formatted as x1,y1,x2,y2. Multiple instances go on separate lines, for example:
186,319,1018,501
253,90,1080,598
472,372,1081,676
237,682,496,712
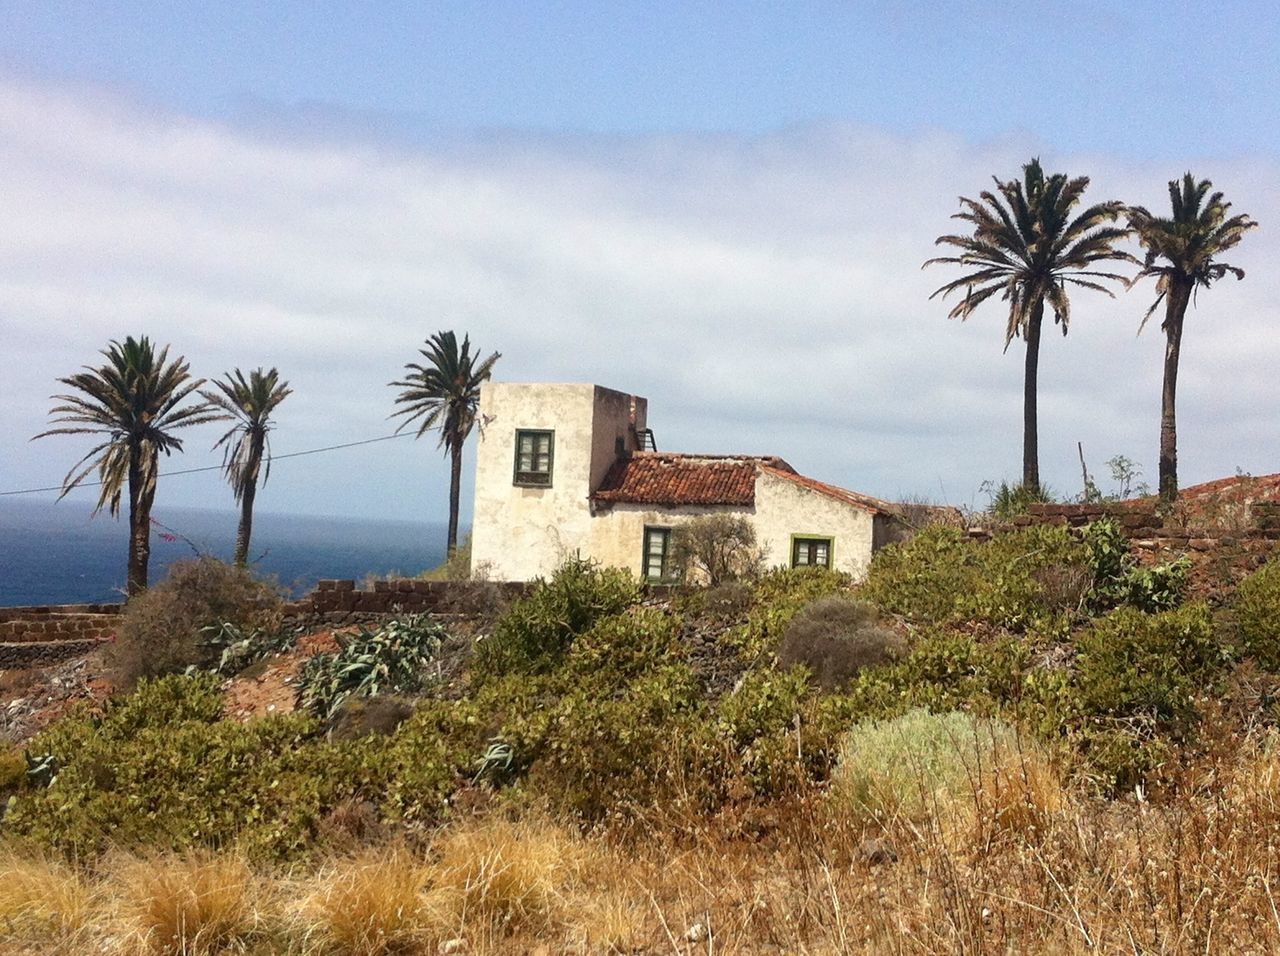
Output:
513,429,554,487
642,526,673,582
791,535,833,569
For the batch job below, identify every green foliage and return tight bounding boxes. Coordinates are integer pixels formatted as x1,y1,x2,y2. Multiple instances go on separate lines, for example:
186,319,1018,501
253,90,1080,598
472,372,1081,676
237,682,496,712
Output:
728,565,850,664
1084,517,1189,613
298,615,447,720
470,557,639,680
863,525,1089,630
6,675,371,860
1235,559,1280,670
983,480,1055,519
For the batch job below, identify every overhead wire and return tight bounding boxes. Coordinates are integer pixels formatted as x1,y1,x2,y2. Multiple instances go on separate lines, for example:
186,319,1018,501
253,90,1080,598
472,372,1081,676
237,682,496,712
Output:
0,431,416,497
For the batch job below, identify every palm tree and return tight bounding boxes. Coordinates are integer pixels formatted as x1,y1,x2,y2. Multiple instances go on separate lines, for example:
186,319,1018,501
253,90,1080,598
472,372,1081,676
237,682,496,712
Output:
925,159,1133,492
34,337,219,595
1127,174,1258,502
201,368,293,566
390,331,501,554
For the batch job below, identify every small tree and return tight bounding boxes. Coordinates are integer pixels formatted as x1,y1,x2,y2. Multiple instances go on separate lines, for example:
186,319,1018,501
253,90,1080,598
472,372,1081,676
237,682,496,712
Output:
669,515,764,586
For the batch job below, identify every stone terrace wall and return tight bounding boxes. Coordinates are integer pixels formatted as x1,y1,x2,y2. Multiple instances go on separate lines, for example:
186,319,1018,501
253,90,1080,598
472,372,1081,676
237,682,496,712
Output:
977,502,1280,598
0,604,122,668
289,579,532,626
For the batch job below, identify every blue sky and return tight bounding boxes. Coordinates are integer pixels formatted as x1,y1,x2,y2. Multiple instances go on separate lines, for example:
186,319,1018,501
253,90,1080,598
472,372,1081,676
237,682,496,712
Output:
0,2,1277,527
3,1,1275,153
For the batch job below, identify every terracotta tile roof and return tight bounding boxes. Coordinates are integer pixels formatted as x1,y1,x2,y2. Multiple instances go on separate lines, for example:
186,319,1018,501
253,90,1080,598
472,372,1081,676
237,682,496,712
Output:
758,464,893,514
592,453,793,507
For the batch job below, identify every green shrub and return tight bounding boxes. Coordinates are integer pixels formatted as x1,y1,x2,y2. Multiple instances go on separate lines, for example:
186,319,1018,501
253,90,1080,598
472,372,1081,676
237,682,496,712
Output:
728,566,851,664
7,675,373,860
563,608,683,685
111,557,283,686
984,480,1054,519
297,615,447,719
1235,560,1280,670
1085,518,1190,613
470,557,638,681
862,525,1089,630
777,596,907,690
830,708,1041,823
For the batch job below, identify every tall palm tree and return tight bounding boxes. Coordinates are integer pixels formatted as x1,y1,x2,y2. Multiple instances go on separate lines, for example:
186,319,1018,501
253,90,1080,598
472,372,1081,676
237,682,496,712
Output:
925,159,1133,492
201,367,293,566
34,336,219,595
390,331,501,554
1127,174,1258,502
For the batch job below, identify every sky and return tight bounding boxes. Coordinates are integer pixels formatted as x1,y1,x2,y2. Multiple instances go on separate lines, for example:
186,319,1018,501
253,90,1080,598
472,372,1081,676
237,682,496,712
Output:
0,1,1277,528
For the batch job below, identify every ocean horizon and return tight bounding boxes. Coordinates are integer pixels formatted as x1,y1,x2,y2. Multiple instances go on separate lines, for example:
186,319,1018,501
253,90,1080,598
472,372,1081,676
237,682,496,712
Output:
0,497,452,606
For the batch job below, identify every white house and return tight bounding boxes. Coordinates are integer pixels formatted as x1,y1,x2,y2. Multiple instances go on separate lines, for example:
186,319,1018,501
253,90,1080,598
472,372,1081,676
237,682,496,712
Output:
469,382,908,582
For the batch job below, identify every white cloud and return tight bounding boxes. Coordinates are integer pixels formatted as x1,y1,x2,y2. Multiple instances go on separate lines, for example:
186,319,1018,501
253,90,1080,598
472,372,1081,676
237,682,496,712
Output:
2,75,1277,525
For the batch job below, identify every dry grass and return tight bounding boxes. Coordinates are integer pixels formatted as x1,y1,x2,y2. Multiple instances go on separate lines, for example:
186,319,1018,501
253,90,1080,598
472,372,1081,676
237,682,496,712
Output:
7,751,1280,953
113,851,260,955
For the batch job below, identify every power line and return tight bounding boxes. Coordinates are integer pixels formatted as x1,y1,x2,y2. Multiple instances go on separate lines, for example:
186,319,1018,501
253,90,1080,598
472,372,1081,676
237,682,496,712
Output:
0,431,416,497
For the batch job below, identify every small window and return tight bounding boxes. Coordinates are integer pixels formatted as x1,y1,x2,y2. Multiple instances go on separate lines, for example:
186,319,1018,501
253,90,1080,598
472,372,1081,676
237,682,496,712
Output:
643,526,674,582
514,429,554,486
792,536,832,569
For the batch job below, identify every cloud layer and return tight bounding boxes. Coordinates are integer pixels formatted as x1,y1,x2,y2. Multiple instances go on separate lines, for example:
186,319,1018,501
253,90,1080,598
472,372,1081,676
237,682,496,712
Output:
2,76,1277,525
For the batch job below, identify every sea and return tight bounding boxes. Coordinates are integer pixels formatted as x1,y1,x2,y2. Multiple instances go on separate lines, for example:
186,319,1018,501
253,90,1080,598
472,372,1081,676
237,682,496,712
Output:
0,497,450,606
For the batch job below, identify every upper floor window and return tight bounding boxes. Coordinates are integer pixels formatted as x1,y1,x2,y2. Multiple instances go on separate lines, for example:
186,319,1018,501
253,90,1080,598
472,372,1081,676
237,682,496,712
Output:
792,536,832,569
514,429,554,486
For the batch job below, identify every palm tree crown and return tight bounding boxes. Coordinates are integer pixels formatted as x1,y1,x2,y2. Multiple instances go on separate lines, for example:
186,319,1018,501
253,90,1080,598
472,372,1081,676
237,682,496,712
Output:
1127,173,1258,331
36,336,217,514
35,336,219,593
390,331,501,451
390,331,501,555
202,367,293,503
926,158,1133,347
201,367,292,566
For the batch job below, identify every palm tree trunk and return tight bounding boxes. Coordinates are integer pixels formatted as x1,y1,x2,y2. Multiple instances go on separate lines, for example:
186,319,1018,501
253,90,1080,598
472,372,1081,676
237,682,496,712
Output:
447,442,463,555
1022,299,1044,493
234,435,263,566
126,446,152,597
1159,282,1192,503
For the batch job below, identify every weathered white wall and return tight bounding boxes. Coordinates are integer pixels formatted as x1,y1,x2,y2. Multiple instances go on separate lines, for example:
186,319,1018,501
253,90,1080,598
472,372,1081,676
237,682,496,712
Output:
751,470,877,579
587,503,752,577
587,471,876,581
470,382,646,581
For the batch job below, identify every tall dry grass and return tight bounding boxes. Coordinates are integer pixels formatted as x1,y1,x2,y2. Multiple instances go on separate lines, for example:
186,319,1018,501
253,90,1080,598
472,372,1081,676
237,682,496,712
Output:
5,741,1280,953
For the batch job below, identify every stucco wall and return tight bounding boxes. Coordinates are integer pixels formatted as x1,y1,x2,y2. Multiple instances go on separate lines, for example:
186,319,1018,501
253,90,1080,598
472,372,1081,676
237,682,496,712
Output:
587,503,752,577
752,470,877,579
471,382,647,581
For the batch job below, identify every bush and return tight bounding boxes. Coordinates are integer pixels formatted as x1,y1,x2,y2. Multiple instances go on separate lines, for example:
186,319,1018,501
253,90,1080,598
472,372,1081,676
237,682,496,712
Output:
112,557,283,686
831,708,1059,829
470,557,638,681
297,615,447,720
6,674,375,860
1085,518,1190,613
778,596,907,690
729,565,851,664
668,515,765,585
862,525,1090,630
1235,559,1280,670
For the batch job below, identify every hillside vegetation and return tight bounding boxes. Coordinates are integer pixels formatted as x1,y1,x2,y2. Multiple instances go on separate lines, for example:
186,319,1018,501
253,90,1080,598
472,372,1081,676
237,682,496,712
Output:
4,519,1280,953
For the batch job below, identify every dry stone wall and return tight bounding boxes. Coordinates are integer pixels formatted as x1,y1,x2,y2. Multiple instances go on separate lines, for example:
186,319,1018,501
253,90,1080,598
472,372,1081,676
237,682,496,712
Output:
0,604,122,667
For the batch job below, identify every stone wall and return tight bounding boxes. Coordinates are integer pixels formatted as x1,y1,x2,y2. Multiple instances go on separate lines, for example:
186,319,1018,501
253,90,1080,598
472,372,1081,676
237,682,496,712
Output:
0,604,121,667
289,579,532,626
974,502,1280,598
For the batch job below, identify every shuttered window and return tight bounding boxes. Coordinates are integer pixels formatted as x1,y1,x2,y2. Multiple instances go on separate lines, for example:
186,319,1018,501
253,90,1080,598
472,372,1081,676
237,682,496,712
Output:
643,526,673,581
791,536,832,568
514,430,554,486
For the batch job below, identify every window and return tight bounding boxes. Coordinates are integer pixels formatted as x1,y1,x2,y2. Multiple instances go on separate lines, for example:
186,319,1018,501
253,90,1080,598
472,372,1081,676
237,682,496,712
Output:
643,526,673,582
514,429,554,486
792,536,832,569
